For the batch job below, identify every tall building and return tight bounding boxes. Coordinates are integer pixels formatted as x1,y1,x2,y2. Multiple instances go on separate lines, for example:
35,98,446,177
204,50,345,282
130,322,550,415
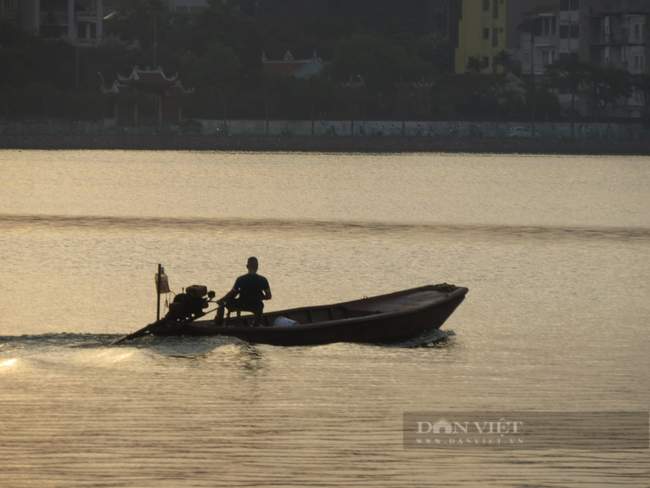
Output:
1,0,19,25
587,0,649,117
455,0,507,74
517,4,562,78
587,0,647,73
17,0,103,45
509,0,649,117
169,0,210,15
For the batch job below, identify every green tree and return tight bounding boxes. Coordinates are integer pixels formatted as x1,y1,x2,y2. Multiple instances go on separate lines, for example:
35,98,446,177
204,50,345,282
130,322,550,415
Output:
105,0,172,51
492,50,517,123
466,56,484,75
414,33,451,74
493,50,515,74
631,73,650,128
324,32,432,96
546,57,588,135
583,65,632,123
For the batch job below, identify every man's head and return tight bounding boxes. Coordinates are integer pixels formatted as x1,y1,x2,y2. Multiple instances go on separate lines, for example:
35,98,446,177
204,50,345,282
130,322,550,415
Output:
246,256,259,273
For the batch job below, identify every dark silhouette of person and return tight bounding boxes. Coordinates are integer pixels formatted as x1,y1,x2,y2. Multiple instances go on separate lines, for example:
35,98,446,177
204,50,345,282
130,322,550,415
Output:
214,257,271,326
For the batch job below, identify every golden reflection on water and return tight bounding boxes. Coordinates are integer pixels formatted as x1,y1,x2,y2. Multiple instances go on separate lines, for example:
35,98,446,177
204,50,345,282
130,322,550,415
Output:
0,150,649,487
0,358,17,369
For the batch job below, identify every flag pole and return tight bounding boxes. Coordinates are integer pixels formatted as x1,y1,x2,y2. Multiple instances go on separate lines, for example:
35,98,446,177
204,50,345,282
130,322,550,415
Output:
156,263,162,321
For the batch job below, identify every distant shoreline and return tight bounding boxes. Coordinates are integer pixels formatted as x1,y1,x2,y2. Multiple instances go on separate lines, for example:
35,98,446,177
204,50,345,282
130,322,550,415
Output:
1,134,649,155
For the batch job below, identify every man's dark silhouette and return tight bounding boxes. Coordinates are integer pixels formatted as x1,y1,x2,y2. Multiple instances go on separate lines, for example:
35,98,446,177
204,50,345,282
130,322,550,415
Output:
215,257,272,326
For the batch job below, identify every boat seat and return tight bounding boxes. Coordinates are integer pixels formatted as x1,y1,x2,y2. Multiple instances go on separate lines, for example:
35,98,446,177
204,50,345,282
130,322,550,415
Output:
225,289,264,327
225,305,263,327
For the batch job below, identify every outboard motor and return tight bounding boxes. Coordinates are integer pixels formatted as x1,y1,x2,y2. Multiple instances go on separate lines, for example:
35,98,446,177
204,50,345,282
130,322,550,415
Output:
166,285,216,322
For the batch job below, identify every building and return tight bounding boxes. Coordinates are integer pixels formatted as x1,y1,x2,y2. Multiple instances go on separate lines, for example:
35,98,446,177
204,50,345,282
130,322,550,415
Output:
169,0,209,15
16,0,103,44
1,0,19,25
12,0,214,44
262,51,325,78
509,0,649,117
455,0,508,74
580,0,649,73
587,0,648,117
519,6,561,77
102,66,194,125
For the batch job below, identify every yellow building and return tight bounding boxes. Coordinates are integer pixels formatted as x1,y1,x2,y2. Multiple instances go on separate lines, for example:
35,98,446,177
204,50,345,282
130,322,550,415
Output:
455,0,507,73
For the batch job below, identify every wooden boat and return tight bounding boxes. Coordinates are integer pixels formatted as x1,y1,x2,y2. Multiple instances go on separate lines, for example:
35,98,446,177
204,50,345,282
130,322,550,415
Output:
145,284,468,346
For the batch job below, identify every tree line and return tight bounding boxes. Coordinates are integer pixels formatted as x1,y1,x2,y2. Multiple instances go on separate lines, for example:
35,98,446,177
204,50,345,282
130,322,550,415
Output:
0,0,648,126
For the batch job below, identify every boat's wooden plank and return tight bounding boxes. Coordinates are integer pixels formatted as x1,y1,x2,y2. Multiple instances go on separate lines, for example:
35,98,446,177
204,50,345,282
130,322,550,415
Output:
348,289,447,313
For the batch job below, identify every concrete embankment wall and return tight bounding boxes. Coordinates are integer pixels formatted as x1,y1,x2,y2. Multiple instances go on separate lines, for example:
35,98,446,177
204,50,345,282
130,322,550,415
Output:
1,134,649,155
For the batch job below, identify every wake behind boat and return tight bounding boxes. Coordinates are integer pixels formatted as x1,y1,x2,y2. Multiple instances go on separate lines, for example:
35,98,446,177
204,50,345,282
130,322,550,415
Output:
117,282,468,347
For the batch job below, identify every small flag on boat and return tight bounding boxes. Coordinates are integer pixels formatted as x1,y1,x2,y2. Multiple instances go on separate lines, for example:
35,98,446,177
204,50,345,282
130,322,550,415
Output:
155,271,170,294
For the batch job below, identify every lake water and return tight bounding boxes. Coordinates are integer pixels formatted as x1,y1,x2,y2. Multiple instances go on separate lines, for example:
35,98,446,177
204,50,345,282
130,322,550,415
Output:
1,150,649,487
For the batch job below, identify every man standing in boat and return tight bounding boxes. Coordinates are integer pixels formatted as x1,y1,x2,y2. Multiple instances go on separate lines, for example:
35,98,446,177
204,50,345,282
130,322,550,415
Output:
214,257,272,326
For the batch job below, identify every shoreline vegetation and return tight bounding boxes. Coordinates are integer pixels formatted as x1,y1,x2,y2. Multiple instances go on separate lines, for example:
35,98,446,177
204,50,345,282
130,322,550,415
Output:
1,133,649,155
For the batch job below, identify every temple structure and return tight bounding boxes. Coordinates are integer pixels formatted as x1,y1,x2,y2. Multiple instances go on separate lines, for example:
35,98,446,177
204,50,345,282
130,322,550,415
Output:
102,67,194,125
262,51,325,78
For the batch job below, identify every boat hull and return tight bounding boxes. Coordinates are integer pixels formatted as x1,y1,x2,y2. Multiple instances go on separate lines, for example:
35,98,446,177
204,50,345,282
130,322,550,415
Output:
152,285,468,346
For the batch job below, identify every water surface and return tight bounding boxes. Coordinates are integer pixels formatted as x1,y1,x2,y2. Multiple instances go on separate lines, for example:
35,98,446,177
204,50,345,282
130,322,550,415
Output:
1,150,649,487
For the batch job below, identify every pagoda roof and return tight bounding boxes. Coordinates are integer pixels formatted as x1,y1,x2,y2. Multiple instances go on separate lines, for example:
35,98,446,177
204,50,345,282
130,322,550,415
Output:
102,66,194,97
264,61,313,76
262,51,325,78
117,66,180,86
101,81,132,95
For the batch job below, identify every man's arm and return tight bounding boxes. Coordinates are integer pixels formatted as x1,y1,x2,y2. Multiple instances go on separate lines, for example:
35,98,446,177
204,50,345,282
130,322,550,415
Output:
262,288,272,301
217,285,238,305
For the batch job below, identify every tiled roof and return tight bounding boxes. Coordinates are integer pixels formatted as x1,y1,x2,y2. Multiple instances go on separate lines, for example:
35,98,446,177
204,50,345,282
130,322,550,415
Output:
118,67,178,86
263,61,311,76
103,67,194,96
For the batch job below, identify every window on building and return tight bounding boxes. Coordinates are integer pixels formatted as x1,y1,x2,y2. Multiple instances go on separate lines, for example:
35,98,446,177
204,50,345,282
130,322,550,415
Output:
570,24,580,38
77,22,87,39
90,23,96,39
560,0,579,11
483,56,490,68
634,54,645,71
560,25,569,39
483,28,489,40
542,17,557,36
570,53,580,61
634,90,642,103
635,24,641,40
493,0,498,19
483,0,489,11
542,50,556,65
559,52,569,60
493,28,498,46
